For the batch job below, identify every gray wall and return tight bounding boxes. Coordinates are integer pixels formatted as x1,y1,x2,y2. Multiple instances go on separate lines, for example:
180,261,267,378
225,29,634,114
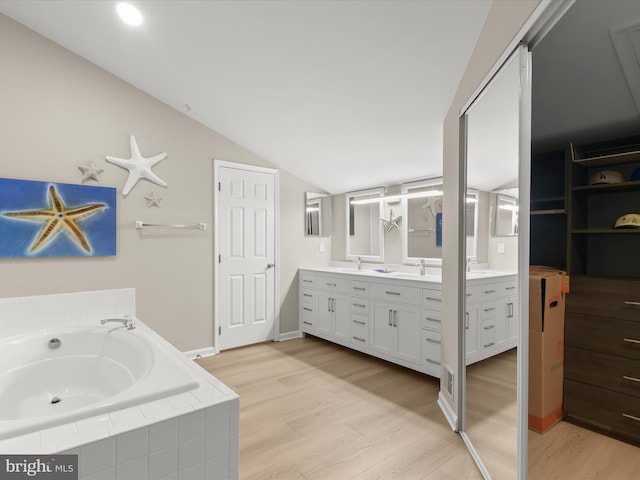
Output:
0,14,330,351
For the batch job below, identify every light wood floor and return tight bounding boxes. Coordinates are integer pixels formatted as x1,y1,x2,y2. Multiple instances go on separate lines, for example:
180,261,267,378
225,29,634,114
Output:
197,336,482,480
197,336,640,480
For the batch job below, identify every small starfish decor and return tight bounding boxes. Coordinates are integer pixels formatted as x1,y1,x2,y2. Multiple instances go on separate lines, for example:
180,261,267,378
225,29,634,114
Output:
106,135,168,197
2,185,106,253
78,161,104,183
144,191,162,208
380,209,402,233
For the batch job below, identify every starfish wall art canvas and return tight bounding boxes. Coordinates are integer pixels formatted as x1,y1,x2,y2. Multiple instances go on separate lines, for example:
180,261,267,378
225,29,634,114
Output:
0,178,116,258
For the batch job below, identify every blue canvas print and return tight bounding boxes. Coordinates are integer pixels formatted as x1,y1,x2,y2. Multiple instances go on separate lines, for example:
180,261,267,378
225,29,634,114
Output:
0,178,116,258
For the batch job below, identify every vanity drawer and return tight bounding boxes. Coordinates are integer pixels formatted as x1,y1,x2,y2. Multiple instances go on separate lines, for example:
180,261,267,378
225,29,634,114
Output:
465,284,482,303
351,316,369,345
565,347,640,399
481,320,496,349
565,313,640,360
316,275,350,293
481,283,498,300
422,309,442,331
371,283,421,305
301,288,315,304
351,298,369,315
422,288,442,309
301,304,315,329
300,273,315,287
350,281,369,296
496,280,518,297
423,329,442,368
479,301,497,319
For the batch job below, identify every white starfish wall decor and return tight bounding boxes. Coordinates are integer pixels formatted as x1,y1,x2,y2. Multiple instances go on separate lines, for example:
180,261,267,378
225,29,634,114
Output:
78,161,104,183
144,192,162,208
106,135,168,197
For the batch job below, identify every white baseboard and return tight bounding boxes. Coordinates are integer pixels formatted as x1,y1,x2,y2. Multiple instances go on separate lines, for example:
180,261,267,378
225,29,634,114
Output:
184,346,217,360
279,330,303,341
438,391,459,432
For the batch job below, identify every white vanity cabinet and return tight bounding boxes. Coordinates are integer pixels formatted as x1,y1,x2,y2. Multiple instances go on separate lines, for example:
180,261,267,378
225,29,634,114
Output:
299,268,517,377
465,276,518,365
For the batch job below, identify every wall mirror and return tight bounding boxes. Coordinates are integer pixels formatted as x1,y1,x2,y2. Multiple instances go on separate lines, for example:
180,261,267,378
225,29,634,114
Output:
305,192,332,236
401,178,443,263
345,187,384,261
494,193,519,236
460,44,531,480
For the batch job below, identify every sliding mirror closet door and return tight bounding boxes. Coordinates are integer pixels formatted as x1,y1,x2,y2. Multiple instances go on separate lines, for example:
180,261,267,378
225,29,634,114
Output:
461,45,531,480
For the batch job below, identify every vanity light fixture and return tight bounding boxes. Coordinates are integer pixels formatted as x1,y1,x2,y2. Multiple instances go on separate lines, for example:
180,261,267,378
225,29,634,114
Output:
116,2,143,26
499,204,519,211
350,190,443,205
305,207,320,213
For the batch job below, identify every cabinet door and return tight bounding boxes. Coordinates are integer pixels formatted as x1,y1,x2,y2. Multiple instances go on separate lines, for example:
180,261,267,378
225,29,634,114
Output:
395,304,421,365
332,293,351,342
316,290,333,335
465,305,479,360
371,301,396,356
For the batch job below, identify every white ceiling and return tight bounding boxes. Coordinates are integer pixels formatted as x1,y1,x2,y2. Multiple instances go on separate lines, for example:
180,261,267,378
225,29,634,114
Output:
0,0,493,194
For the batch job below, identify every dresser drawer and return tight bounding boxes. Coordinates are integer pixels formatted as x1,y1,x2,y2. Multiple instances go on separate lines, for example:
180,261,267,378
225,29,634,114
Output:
422,288,442,309
301,304,315,328
565,313,640,360
564,379,640,446
566,276,640,322
481,283,497,300
565,347,640,399
370,283,421,305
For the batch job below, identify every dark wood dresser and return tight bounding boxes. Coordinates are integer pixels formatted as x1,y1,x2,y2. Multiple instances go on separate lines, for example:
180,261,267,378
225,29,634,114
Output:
564,276,640,445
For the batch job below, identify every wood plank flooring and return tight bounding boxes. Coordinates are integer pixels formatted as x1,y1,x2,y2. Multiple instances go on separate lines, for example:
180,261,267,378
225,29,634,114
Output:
197,336,482,480
197,336,640,480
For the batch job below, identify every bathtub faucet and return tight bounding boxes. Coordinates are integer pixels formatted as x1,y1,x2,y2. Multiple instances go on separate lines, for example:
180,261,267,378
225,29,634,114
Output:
101,315,136,330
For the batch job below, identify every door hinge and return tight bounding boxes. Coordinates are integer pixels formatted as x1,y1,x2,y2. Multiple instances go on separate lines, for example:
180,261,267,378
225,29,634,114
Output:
218,326,221,335
218,182,221,191
218,254,221,263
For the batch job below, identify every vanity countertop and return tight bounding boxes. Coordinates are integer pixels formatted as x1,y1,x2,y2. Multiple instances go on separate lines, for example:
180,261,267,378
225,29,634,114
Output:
300,266,516,284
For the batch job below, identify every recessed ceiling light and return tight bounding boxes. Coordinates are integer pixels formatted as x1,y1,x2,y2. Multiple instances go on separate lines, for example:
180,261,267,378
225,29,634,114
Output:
116,2,143,26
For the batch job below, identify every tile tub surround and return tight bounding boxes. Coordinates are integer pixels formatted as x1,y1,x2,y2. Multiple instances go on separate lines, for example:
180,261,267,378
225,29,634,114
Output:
0,289,239,480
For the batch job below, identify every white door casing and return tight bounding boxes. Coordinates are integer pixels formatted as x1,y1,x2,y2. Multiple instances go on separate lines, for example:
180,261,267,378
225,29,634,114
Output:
214,160,279,351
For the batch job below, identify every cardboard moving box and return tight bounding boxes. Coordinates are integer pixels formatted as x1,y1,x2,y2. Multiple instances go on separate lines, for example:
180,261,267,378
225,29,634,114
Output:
529,266,569,433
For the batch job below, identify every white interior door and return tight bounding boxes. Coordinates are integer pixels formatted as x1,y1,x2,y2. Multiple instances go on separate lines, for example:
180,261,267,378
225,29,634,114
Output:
216,163,277,350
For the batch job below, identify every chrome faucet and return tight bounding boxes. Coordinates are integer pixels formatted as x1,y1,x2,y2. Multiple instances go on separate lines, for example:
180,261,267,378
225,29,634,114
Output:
417,258,426,276
101,315,136,330
354,256,362,271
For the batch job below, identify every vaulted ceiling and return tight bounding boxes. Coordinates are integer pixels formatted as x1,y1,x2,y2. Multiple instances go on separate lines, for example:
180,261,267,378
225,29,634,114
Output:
0,0,493,194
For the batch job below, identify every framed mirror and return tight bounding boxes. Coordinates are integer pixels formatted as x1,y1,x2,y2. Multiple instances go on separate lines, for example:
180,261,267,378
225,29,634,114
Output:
305,192,332,237
494,193,519,236
401,178,443,264
345,187,384,261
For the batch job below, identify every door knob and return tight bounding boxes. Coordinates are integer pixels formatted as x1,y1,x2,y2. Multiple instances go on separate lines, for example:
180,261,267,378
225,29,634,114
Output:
267,263,276,269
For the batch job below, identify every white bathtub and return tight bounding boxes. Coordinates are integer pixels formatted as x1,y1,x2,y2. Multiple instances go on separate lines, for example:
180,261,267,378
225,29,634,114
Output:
0,321,199,440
